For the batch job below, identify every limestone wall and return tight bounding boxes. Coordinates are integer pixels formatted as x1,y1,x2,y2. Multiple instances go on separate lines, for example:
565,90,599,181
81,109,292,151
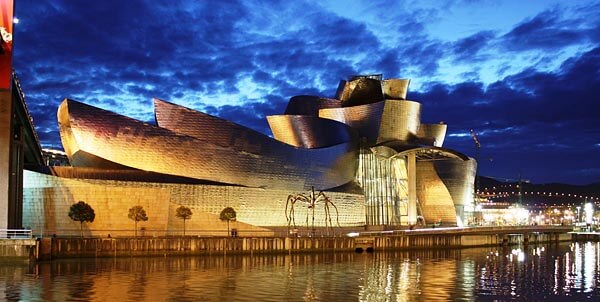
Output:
23,170,366,237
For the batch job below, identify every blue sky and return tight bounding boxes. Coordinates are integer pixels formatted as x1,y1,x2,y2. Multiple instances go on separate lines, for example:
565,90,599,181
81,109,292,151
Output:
12,0,600,185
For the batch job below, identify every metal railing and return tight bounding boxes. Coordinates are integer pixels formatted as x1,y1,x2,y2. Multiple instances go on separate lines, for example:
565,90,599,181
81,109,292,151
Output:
0,229,33,239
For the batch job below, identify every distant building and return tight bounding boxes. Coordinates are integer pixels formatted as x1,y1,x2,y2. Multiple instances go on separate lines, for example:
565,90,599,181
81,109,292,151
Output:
23,75,476,236
42,148,70,166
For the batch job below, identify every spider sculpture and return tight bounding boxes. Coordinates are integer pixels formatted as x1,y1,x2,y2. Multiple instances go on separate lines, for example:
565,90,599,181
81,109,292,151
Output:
285,187,340,235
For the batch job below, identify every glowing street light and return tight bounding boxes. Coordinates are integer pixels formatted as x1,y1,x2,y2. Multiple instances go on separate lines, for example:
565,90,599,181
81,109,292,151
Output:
584,203,594,224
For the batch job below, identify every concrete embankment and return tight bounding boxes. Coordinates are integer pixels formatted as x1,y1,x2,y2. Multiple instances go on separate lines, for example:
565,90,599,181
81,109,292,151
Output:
0,239,37,260
36,237,356,260
31,226,574,260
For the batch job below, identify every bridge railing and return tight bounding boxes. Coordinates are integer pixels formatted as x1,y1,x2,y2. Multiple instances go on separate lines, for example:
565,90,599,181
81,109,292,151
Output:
0,229,33,239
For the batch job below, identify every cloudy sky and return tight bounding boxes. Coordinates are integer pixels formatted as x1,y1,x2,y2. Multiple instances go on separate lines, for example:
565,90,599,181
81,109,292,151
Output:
12,0,600,185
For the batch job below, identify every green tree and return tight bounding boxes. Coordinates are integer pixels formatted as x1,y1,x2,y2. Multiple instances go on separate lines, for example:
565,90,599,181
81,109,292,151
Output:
128,205,148,237
219,207,237,236
68,201,96,237
175,206,193,236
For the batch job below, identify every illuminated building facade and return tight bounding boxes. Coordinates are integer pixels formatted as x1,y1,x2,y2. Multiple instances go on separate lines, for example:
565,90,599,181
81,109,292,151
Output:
23,74,476,236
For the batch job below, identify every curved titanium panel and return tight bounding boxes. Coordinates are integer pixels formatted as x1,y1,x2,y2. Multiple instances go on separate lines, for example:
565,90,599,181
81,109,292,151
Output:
377,100,421,144
318,100,421,145
59,99,358,190
284,95,342,116
319,101,385,143
337,77,384,107
266,115,355,148
382,79,410,100
434,158,476,207
417,123,447,147
416,160,459,225
154,98,266,153
58,101,137,169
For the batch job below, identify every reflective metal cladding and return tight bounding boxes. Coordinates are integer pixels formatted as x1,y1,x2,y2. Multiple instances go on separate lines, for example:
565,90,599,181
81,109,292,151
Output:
55,73,477,227
59,99,357,190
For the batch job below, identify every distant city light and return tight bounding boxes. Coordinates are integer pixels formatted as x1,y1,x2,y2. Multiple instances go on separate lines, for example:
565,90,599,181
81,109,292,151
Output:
584,202,594,224
13,17,19,24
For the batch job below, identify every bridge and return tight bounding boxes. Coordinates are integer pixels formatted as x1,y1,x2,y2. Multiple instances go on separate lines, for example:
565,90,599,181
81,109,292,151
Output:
0,71,44,230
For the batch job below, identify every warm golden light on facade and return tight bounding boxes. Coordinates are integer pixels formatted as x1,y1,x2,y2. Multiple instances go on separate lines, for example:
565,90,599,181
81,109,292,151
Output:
24,74,477,235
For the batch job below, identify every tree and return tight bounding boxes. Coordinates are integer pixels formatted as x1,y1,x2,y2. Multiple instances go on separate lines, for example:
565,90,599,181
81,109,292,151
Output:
128,205,148,237
68,201,95,237
175,206,193,236
219,207,237,236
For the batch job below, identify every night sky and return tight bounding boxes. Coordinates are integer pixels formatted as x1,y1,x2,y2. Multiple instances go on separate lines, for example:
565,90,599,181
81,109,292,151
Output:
11,0,600,185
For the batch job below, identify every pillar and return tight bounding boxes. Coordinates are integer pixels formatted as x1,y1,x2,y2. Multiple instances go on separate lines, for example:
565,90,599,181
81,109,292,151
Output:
0,0,15,229
0,90,12,229
407,152,417,225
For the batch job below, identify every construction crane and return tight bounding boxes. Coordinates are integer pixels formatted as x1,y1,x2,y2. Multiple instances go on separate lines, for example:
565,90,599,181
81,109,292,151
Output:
470,129,481,150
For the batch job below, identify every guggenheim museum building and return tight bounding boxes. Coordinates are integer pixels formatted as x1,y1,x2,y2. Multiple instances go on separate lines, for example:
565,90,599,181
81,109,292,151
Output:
23,74,476,236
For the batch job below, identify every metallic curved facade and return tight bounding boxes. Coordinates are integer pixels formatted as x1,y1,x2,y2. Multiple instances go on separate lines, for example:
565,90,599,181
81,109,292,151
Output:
357,145,476,226
377,100,421,144
46,73,476,229
319,100,421,145
284,95,342,116
59,99,357,190
319,101,385,142
154,98,269,152
266,115,355,148
417,123,447,147
382,79,410,100
417,157,477,225
336,77,384,107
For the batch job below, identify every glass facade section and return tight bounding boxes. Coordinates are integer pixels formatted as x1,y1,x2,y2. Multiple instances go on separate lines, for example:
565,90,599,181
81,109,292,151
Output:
357,147,417,226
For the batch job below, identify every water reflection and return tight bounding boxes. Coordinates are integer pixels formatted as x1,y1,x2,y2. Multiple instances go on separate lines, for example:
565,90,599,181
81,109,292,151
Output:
0,242,598,301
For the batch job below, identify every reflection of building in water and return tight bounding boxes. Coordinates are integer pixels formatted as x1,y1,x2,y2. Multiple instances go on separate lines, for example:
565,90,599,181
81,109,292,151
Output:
357,250,466,301
21,74,476,235
572,242,598,292
3,244,596,300
475,243,599,298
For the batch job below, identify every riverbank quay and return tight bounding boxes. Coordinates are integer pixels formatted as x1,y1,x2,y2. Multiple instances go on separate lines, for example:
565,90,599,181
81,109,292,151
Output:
571,231,600,241
0,229,37,260
26,225,573,260
367,225,573,251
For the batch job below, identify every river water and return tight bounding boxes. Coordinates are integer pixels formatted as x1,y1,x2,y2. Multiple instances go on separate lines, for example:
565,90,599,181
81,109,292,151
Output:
0,242,598,301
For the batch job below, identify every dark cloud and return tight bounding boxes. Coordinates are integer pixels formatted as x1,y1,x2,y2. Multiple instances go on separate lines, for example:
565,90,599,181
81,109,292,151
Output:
452,31,495,61
11,0,600,184
501,9,595,51
414,47,600,184
204,94,288,135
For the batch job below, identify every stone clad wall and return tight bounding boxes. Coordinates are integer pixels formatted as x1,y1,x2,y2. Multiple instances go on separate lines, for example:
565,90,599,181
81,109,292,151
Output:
23,170,366,237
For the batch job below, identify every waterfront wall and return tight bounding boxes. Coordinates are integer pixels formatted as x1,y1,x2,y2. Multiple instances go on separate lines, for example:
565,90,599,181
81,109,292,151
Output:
0,239,36,258
37,237,357,260
36,230,573,260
